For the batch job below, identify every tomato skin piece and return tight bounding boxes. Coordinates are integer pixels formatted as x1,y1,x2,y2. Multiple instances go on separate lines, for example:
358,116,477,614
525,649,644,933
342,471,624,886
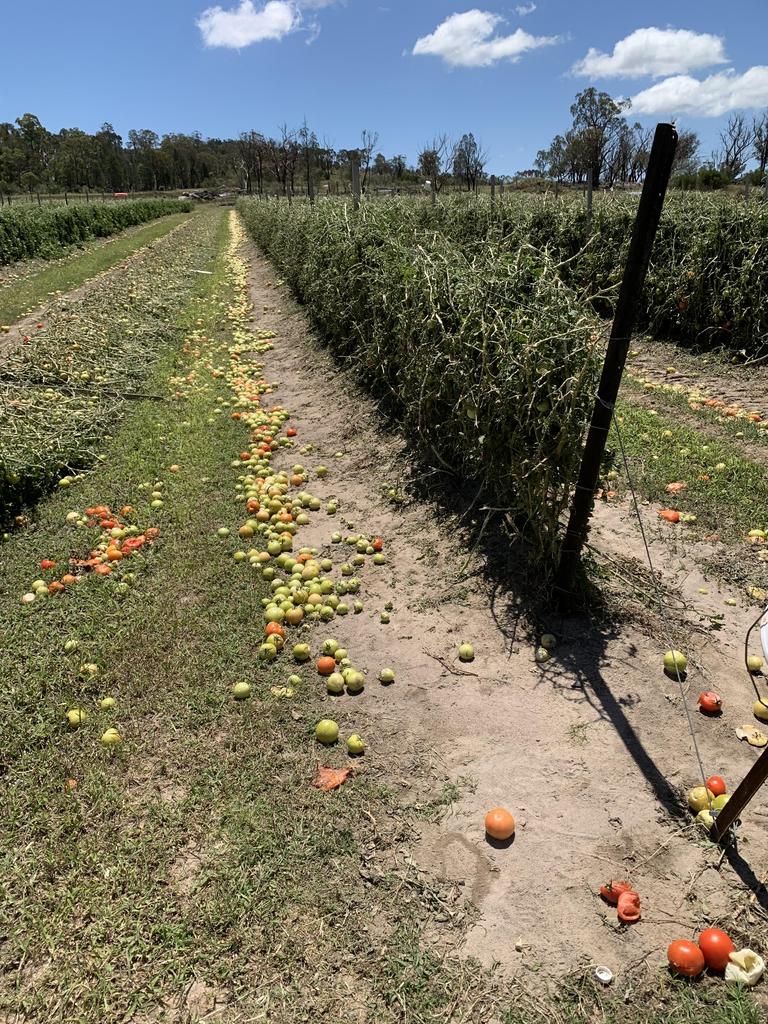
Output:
599,880,632,905
705,775,727,797
698,928,735,971
668,940,705,977
617,891,641,922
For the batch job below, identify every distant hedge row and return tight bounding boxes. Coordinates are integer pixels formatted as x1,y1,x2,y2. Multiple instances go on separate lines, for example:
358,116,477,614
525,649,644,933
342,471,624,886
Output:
0,199,192,265
356,191,768,358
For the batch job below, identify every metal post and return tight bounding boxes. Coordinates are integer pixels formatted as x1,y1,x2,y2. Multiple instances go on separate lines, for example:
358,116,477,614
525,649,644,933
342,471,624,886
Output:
351,155,361,211
552,123,678,600
710,745,768,843
586,167,594,235
499,179,505,197
430,174,436,206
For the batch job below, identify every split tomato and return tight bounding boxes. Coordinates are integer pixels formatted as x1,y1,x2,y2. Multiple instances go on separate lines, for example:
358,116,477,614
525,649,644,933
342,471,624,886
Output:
617,891,641,922
599,880,632,905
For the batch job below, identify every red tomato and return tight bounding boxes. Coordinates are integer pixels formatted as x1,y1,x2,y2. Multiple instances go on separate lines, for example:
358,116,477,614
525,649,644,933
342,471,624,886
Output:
706,775,727,797
40,559,56,570
698,928,735,971
599,880,633,905
698,691,722,715
668,940,705,977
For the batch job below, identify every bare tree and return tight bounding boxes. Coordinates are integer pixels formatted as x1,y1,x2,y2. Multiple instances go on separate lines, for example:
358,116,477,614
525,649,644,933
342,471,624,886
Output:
754,113,768,176
418,134,452,192
360,128,379,192
672,129,700,176
237,130,266,194
452,132,487,191
718,114,752,180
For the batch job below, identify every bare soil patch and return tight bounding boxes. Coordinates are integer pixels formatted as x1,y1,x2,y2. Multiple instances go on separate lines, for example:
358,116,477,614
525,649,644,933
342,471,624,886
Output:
246,248,768,992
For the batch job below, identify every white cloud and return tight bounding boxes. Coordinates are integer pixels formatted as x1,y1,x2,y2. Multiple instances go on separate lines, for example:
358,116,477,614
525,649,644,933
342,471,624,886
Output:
197,0,339,48
630,66,768,116
197,0,298,47
412,10,559,68
572,27,726,79
515,2,536,15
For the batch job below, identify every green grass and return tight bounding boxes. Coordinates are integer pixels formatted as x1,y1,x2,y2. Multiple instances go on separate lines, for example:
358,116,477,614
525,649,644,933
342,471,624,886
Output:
0,211,190,325
611,401,768,540
0,211,762,1023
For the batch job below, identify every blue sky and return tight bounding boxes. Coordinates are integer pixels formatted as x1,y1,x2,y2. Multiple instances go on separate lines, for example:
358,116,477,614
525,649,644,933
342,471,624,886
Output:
2,1,767,173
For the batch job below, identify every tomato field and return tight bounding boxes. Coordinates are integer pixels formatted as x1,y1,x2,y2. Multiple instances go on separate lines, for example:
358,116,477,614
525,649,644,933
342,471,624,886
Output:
1,198,768,1024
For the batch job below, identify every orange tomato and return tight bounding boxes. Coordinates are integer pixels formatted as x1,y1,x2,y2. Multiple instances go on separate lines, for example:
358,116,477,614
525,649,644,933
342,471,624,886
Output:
372,537,384,552
484,807,515,841
40,559,56,570
265,622,285,639
316,657,337,677
659,509,681,523
93,564,112,576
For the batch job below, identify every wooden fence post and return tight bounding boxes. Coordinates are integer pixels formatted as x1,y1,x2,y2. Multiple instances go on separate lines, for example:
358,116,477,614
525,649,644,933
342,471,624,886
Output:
351,155,361,211
552,123,678,601
710,744,768,843
586,167,594,234
490,174,496,205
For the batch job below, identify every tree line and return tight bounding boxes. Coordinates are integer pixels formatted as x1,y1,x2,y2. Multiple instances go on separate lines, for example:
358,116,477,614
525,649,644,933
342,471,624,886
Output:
533,88,768,189
0,114,492,198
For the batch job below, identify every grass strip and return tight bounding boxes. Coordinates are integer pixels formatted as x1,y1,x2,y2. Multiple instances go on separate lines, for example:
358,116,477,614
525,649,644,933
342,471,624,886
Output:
0,211,191,326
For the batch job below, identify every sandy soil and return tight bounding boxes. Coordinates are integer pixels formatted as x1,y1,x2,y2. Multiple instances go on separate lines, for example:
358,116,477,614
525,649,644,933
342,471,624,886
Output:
245,245,768,991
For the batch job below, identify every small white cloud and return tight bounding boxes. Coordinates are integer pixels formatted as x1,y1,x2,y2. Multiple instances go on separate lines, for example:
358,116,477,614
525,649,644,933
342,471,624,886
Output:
197,0,338,47
198,0,298,47
412,9,559,68
572,27,727,79
630,66,768,116
515,3,536,15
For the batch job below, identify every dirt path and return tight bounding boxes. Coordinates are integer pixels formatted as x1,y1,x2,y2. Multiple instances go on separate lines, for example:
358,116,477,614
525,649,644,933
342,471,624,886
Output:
246,242,768,989
629,337,768,418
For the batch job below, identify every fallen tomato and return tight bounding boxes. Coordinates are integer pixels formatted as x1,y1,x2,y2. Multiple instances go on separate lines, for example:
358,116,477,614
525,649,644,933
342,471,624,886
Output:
698,691,722,715
698,928,735,972
599,880,633,905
